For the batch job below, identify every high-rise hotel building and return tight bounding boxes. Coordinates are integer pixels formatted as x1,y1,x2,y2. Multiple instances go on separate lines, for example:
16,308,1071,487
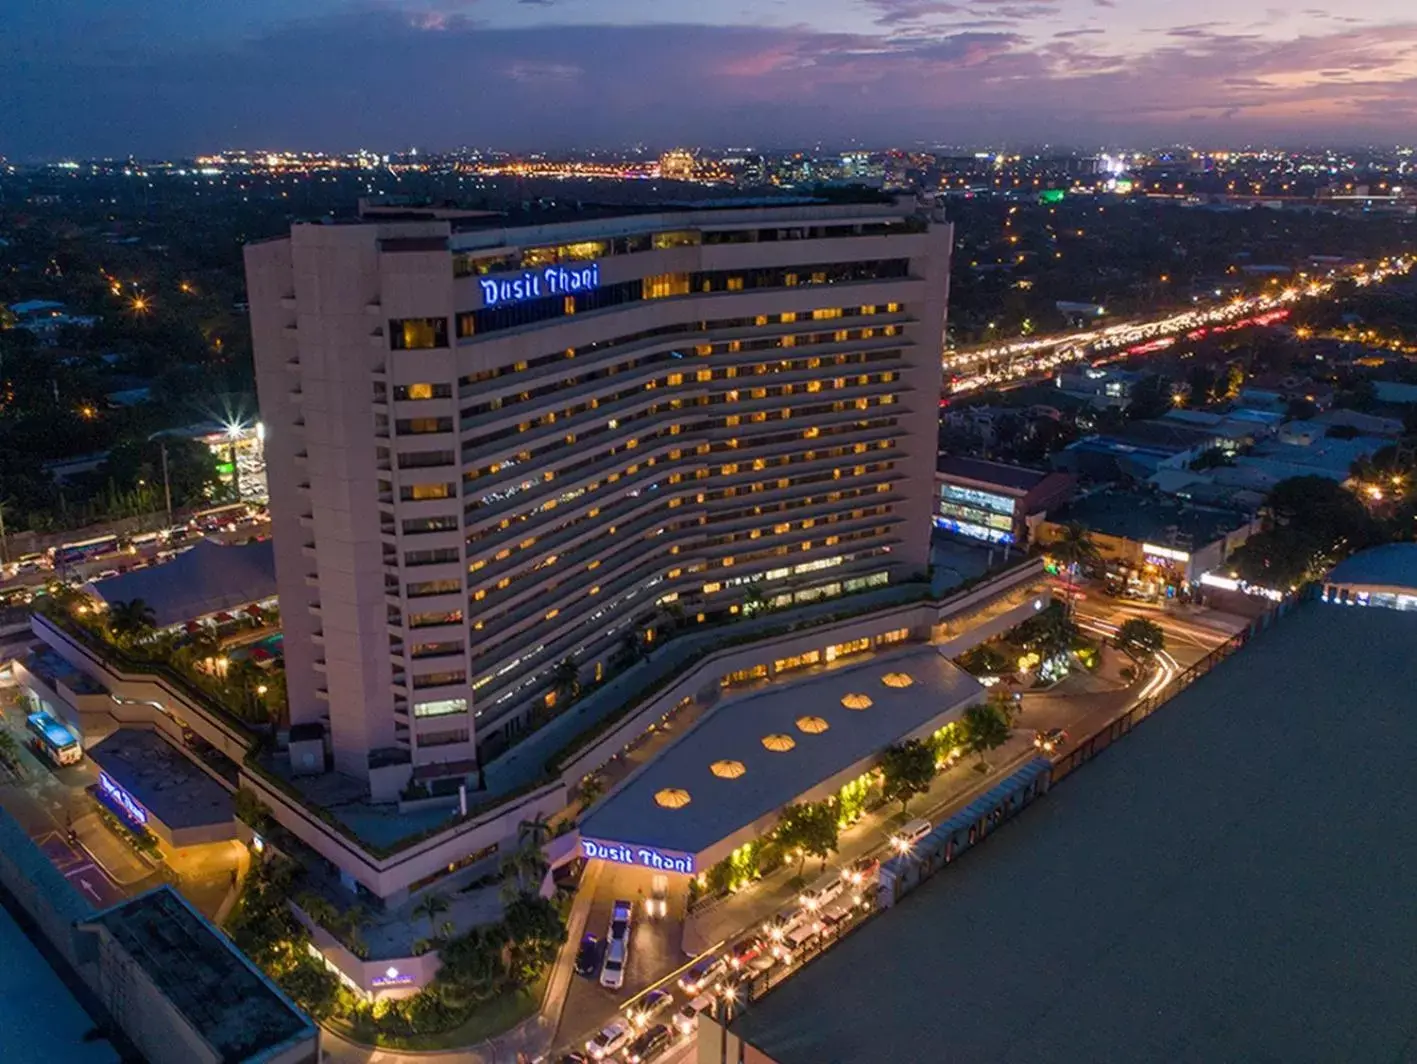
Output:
245,198,952,785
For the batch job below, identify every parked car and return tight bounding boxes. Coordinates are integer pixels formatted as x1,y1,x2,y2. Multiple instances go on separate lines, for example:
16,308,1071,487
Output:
675,994,716,1035
1034,727,1069,753
645,873,669,918
586,1020,631,1060
574,934,602,977
600,939,627,990
890,818,932,854
624,1023,673,1064
609,899,634,945
844,855,879,887
628,988,674,1028
728,935,772,972
761,904,807,942
678,953,728,995
798,869,844,912
773,918,823,961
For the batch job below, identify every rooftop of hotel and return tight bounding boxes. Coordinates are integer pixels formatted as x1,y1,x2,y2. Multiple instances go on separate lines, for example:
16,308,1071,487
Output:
733,602,1417,1064
82,888,315,1063
86,729,234,831
581,646,983,859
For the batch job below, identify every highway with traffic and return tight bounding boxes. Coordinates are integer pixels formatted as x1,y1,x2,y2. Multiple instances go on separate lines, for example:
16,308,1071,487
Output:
942,255,1414,396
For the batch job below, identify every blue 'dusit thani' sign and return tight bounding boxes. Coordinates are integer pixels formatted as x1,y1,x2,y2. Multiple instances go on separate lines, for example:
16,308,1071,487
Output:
479,263,601,308
581,836,694,875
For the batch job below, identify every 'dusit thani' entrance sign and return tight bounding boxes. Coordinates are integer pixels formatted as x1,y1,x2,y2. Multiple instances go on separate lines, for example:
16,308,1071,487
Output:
581,836,694,875
479,263,601,308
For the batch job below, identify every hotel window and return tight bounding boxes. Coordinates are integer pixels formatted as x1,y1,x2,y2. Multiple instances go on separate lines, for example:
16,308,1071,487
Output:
643,274,691,300
390,317,448,350
407,578,461,596
411,640,464,659
653,230,701,249
394,382,452,401
812,307,842,320
403,515,459,534
414,697,468,718
401,482,454,501
409,608,463,628
396,417,452,435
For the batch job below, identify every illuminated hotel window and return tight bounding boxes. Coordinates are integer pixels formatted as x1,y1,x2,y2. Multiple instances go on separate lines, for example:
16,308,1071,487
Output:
652,230,701,250
394,382,451,401
643,273,690,299
402,482,453,501
390,317,448,350
414,698,469,718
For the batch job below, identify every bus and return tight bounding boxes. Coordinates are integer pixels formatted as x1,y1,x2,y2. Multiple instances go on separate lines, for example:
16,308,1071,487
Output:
189,502,253,533
53,535,120,568
26,710,83,766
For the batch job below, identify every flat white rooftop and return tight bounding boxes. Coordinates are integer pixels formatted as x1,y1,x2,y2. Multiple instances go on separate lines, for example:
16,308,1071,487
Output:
580,647,982,861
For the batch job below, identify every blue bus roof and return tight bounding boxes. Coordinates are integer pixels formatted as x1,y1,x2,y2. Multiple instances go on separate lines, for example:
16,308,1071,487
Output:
27,711,79,750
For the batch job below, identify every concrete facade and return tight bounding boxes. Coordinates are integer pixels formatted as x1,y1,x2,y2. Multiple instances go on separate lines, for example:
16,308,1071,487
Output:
246,199,953,788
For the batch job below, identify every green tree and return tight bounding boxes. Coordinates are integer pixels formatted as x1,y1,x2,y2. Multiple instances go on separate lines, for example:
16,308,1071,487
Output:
518,812,553,851
1230,475,1378,589
1015,600,1078,659
1116,617,1166,657
412,893,450,940
106,597,156,645
961,700,1012,767
1047,522,1100,616
775,801,839,876
879,740,937,813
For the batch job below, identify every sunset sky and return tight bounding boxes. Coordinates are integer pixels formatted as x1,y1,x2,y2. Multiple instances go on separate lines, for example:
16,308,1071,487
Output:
7,0,1417,157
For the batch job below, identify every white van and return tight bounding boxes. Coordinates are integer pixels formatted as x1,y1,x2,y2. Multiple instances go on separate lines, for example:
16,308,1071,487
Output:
798,870,844,912
892,818,932,852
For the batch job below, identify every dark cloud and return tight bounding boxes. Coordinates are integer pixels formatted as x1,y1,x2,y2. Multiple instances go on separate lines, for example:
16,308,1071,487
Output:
1054,28,1105,38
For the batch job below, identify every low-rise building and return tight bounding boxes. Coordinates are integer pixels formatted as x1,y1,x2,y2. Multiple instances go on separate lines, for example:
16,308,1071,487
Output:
934,456,1074,545
79,888,318,1064
1035,489,1259,592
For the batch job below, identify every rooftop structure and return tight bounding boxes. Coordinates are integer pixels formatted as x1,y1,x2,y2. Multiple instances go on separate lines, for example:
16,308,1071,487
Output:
246,197,951,793
732,602,1417,1063
1043,489,1252,552
580,646,983,869
80,887,317,1064
86,539,276,627
86,729,236,845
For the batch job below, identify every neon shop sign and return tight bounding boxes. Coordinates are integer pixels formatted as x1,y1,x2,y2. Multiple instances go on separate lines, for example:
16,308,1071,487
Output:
98,771,149,827
479,263,600,308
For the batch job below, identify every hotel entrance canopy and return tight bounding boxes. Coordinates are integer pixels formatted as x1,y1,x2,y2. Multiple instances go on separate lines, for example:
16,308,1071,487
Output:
579,647,984,874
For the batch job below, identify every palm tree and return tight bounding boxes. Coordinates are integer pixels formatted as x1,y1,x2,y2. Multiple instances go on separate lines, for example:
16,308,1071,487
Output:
412,892,450,939
107,598,157,645
551,657,581,706
518,813,553,851
1049,522,1100,616
741,585,767,619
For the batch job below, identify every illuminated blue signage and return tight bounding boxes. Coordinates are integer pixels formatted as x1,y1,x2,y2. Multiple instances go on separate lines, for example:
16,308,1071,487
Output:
98,771,148,827
581,837,694,875
479,263,600,308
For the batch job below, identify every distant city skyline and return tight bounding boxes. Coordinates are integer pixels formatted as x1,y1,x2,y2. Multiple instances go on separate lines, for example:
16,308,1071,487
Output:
7,0,1417,159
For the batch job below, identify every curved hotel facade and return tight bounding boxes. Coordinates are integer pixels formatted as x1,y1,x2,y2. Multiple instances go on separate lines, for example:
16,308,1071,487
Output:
245,197,953,789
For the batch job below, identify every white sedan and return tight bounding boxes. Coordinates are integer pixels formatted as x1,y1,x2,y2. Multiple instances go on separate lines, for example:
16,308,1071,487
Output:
586,1020,631,1060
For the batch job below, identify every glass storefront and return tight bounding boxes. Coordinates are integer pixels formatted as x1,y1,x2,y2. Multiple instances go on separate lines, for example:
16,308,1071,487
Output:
936,483,1016,544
